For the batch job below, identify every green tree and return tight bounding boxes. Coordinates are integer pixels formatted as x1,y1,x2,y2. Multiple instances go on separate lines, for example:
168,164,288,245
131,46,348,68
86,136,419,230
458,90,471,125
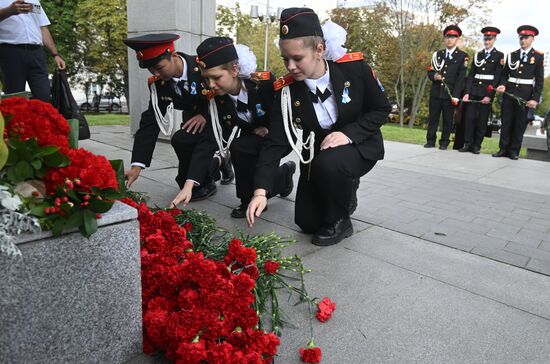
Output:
74,0,128,103
536,76,550,116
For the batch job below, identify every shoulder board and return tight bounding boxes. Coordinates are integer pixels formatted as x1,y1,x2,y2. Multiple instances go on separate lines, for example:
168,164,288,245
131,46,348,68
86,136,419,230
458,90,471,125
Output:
251,71,271,81
147,75,160,86
273,74,295,91
336,52,363,63
535,50,544,55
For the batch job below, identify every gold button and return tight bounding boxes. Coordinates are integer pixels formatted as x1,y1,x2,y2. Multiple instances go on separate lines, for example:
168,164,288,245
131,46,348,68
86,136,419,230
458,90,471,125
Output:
442,77,445,80
295,118,301,123
227,115,231,119
519,71,522,74
193,67,199,72
482,68,485,71
294,100,301,107
344,81,351,87
520,64,523,68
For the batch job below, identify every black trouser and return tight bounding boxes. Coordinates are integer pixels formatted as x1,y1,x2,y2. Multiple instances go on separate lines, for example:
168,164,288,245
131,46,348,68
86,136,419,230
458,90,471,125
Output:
171,129,215,189
463,96,491,148
230,134,289,205
0,44,51,102
426,97,455,147
499,95,528,155
295,145,377,234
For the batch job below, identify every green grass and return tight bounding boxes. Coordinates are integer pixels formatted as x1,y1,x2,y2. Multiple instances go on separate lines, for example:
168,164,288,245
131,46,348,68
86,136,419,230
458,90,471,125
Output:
381,122,526,157
84,113,130,126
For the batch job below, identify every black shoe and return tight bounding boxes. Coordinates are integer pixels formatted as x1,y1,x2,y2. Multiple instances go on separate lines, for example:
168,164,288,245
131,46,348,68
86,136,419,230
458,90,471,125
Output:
459,145,471,152
190,181,217,202
311,218,354,246
439,145,448,150
279,161,296,198
471,146,481,154
424,143,435,148
210,155,222,182
220,153,234,185
509,152,519,160
231,203,267,218
349,178,360,215
492,150,508,158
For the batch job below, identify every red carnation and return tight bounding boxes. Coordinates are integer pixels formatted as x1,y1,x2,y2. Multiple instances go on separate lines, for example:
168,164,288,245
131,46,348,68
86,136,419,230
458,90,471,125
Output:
487,84,494,93
316,297,336,323
299,340,322,363
451,98,459,106
183,222,193,232
264,260,279,275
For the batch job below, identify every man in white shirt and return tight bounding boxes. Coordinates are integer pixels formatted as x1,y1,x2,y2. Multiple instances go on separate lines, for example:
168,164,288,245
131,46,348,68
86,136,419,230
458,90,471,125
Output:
0,0,65,101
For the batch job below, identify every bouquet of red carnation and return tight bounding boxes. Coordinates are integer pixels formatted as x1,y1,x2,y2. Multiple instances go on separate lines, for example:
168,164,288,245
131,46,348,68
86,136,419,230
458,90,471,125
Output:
1,97,70,151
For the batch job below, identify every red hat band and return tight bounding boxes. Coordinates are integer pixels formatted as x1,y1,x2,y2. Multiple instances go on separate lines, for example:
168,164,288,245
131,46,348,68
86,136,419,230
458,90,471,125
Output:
484,31,497,36
519,30,536,36
137,42,175,61
445,30,459,36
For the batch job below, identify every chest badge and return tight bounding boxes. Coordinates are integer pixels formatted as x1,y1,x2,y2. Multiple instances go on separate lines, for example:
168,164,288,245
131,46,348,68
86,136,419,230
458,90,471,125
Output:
342,85,351,104
255,104,266,117
530,57,535,64
190,81,197,95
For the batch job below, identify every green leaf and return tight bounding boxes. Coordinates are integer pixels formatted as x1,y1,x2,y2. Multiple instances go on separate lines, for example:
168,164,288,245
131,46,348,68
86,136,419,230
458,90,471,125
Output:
35,145,60,157
109,159,127,195
87,199,114,213
82,209,98,238
31,159,42,170
30,203,49,217
64,210,83,230
67,118,79,149
13,160,34,182
43,152,70,167
51,218,65,236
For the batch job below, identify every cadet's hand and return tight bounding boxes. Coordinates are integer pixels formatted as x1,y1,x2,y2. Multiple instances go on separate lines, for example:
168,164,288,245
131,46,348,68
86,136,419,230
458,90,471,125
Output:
527,100,538,109
247,190,268,227
124,166,142,189
9,0,32,15
462,94,469,102
434,73,442,81
54,55,65,70
181,114,206,134
496,85,506,93
253,126,269,137
171,181,194,208
481,96,491,104
321,131,350,150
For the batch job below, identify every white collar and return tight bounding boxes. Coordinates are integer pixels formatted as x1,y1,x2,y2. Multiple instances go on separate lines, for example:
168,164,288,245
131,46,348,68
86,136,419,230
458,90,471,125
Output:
228,83,248,105
520,47,532,55
484,47,494,53
446,47,457,55
172,55,188,83
304,62,331,94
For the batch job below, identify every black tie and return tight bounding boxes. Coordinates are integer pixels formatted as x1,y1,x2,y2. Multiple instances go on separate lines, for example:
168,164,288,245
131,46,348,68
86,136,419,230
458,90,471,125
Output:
174,80,187,96
446,52,451,60
521,52,526,62
309,87,332,103
485,51,490,59
236,100,248,113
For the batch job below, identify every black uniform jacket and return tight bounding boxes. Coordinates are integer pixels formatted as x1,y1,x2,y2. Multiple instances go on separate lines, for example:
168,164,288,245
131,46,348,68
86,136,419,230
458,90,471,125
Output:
465,48,504,99
255,59,391,193
131,52,208,167
499,48,544,102
428,48,468,99
186,73,276,184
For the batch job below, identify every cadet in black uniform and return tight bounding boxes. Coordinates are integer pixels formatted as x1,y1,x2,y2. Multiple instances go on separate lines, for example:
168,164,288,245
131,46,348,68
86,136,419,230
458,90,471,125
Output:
171,37,295,217
425,25,468,150
123,34,233,199
461,27,504,154
493,25,545,160
247,8,391,246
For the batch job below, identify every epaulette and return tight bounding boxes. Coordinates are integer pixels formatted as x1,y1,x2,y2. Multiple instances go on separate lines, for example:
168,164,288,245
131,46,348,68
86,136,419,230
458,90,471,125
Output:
535,50,544,55
336,52,363,63
201,88,216,100
147,75,160,86
274,74,294,91
251,71,271,81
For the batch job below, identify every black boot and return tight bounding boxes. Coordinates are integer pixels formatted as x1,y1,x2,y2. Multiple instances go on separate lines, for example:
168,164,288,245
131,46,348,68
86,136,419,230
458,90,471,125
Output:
459,144,471,152
471,146,481,154
492,150,508,158
279,161,296,198
190,181,217,201
311,218,354,246
220,153,234,185
349,178,359,215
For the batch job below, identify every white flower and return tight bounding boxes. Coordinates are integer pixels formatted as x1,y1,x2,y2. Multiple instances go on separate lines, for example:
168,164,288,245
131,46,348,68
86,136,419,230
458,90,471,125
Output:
0,186,23,211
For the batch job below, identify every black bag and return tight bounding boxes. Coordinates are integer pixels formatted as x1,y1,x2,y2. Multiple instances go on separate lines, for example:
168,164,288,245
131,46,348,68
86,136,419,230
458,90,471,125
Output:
51,70,90,140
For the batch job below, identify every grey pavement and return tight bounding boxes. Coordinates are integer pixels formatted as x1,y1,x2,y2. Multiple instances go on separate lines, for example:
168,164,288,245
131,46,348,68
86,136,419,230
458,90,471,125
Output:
84,126,550,363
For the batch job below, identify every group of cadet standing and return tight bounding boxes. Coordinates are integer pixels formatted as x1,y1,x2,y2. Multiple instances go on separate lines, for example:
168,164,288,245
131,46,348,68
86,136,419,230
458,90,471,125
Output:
426,24,544,160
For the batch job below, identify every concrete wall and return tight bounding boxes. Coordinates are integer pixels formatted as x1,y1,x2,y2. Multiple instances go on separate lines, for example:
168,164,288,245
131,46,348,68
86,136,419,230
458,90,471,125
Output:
127,0,216,136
